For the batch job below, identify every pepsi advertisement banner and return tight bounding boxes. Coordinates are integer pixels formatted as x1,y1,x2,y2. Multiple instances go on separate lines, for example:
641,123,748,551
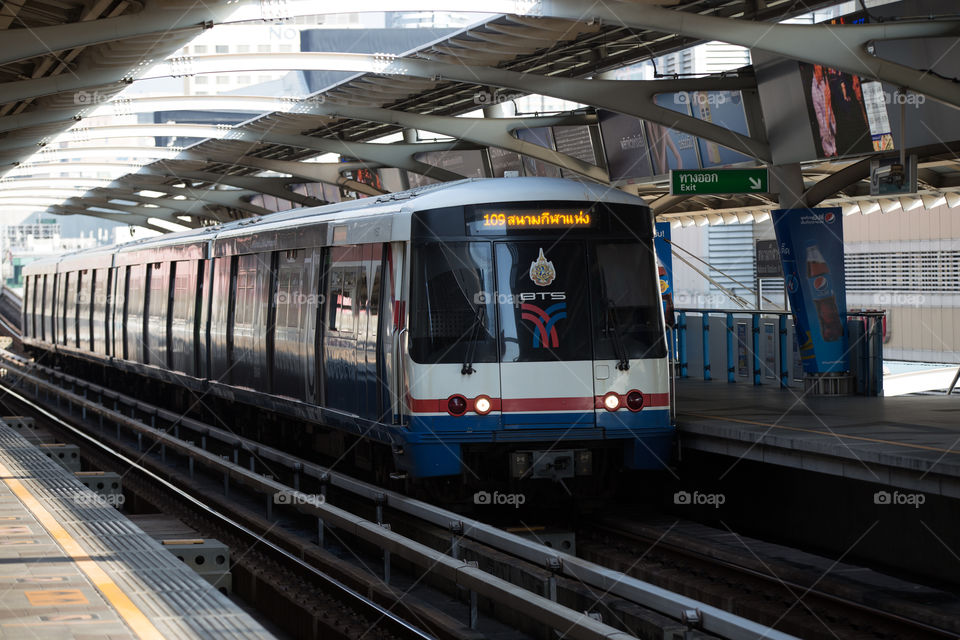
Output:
654,222,674,322
772,208,848,373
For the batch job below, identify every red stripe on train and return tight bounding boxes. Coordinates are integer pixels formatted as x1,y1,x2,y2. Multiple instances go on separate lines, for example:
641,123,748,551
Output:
406,393,669,413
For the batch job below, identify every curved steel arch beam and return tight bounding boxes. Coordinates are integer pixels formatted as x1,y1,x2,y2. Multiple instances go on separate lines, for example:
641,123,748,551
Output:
1,146,184,166
296,106,607,182
193,137,478,183
88,188,262,220
48,205,175,234
146,53,767,159
0,124,237,154
124,169,327,207
0,96,296,136
62,196,188,220
108,180,275,213
180,150,389,197
536,0,960,110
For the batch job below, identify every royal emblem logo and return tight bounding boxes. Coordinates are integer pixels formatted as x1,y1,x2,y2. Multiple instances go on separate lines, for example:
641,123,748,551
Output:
529,248,556,287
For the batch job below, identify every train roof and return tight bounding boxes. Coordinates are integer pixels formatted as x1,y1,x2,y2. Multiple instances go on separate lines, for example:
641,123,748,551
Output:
24,178,648,273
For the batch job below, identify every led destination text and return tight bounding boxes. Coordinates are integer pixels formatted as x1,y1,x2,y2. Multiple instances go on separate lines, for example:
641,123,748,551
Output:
481,210,592,230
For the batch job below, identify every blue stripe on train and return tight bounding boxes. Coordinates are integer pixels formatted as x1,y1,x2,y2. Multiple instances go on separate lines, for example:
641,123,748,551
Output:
397,410,674,477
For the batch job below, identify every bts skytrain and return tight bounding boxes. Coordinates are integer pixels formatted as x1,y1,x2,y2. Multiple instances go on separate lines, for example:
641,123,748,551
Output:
22,178,673,483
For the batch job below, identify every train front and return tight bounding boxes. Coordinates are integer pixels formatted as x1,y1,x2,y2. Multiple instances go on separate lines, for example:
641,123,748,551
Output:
400,193,673,486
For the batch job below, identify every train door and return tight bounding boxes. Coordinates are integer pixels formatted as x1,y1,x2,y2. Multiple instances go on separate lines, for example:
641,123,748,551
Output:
323,245,360,414
379,242,406,424
356,243,384,422
493,242,596,430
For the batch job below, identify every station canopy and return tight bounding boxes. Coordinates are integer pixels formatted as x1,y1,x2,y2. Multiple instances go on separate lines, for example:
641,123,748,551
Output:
1,0,959,233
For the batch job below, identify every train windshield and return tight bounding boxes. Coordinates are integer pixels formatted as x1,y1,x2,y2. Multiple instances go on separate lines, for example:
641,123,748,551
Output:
410,238,665,364
592,241,666,361
409,242,498,365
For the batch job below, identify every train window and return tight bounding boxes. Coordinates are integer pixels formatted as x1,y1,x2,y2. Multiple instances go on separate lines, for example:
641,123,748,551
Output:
494,242,591,363
409,242,497,365
235,255,258,326
592,241,666,360
326,246,359,336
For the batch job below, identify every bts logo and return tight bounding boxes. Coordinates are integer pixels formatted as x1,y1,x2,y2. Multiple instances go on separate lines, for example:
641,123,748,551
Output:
521,302,566,348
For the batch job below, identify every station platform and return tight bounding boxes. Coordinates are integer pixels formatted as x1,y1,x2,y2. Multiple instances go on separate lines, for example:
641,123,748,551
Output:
0,419,274,639
675,379,960,498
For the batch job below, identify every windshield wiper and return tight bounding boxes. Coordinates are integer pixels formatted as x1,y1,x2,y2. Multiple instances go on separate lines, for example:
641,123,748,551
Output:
462,304,486,375
598,266,629,371
605,298,631,371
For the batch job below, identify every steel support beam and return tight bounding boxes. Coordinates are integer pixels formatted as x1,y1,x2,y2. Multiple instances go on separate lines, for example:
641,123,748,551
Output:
137,52,765,159
125,169,326,207
296,106,607,182
110,180,275,214
0,96,296,136
89,188,261,220
47,206,176,234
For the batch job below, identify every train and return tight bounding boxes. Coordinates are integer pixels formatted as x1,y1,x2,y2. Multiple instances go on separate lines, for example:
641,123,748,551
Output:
21,177,674,486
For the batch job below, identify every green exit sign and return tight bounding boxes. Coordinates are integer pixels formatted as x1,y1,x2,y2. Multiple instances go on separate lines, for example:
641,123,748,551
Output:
670,168,768,195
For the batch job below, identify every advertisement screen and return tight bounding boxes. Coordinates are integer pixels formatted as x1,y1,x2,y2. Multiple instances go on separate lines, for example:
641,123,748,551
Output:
798,63,886,158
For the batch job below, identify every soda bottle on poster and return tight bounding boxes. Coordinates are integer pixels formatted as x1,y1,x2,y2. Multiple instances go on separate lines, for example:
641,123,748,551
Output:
805,244,843,342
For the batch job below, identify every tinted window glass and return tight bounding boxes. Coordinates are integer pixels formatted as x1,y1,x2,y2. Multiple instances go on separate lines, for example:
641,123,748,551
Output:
593,241,666,359
494,242,591,362
409,242,496,365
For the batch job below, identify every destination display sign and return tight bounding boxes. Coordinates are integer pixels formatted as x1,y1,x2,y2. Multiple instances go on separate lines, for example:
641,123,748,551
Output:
670,168,768,195
467,208,593,234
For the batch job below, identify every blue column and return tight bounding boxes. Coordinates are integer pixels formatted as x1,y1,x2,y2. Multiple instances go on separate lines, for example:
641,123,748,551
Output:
678,312,688,378
726,313,735,383
752,313,761,386
779,314,788,388
702,313,711,381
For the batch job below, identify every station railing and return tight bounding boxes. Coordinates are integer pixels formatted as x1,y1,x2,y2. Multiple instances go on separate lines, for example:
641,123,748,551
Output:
670,308,885,396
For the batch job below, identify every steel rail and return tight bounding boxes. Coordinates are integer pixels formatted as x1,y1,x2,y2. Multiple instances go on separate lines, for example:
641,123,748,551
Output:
2,350,797,640
0,374,437,640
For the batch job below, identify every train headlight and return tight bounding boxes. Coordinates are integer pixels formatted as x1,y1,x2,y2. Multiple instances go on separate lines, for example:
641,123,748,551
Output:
447,394,468,416
602,392,621,411
626,390,644,412
474,395,492,415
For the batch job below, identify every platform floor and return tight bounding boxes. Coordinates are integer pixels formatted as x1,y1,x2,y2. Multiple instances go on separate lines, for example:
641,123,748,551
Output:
675,379,960,497
0,420,274,639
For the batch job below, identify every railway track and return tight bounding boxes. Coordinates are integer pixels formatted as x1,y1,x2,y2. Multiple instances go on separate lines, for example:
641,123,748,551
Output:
577,518,960,640
0,297,955,640
0,369,442,640
0,348,799,640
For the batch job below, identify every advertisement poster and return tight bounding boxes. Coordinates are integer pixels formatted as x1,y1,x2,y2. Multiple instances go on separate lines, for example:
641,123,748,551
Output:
647,94,700,174
772,207,848,373
689,91,754,167
514,126,562,178
654,222,674,321
597,109,653,181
